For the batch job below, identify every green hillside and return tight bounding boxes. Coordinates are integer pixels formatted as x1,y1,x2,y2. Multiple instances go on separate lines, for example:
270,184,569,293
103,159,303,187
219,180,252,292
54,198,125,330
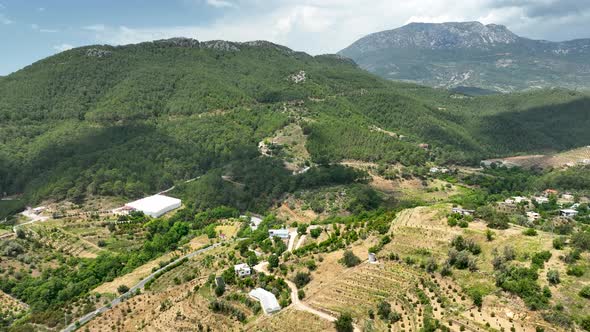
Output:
1,38,589,205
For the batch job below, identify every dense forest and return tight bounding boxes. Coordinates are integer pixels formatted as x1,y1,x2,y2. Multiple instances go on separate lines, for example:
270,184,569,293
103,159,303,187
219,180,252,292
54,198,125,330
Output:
1,38,589,205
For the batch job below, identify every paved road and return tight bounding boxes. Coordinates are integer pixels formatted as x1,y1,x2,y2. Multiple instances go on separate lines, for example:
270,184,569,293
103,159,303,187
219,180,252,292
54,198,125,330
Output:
158,176,199,195
287,229,298,252
61,242,222,332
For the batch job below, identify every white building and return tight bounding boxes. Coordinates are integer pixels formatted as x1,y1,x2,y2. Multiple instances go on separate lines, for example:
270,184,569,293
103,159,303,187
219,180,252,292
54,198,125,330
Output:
561,193,574,201
513,196,528,204
533,196,549,204
249,288,281,314
526,211,541,222
234,263,251,278
124,194,182,218
269,228,290,239
452,207,475,216
368,252,377,264
241,215,263,231
559,209,579,218
429,167,449,174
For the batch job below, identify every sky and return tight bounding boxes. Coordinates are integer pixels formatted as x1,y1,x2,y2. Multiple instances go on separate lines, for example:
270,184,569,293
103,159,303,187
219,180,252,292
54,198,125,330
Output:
1,0,590,75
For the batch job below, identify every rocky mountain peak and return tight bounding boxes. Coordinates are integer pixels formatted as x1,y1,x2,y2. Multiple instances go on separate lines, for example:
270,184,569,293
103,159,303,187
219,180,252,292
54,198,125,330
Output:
342,21,520,54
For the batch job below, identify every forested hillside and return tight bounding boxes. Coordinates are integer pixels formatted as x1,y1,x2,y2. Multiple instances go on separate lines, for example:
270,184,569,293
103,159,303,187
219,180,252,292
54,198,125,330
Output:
1,38,589,205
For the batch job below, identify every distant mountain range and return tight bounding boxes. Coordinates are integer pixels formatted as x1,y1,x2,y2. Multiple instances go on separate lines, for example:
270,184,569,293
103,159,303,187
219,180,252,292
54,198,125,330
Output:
339,22,590,92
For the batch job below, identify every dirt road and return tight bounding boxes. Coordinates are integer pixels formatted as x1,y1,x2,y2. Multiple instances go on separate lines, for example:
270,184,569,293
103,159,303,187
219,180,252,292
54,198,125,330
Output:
253,241,361,332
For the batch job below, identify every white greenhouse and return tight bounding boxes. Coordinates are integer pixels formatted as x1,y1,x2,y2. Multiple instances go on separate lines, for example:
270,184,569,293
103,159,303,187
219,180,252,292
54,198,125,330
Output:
249,288,281,314
125,194,182,218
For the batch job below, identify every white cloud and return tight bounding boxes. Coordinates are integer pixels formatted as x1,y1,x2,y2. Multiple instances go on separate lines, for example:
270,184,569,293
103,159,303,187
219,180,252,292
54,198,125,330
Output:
0,13,12,24
53,43,74,52
206,0,235,8
31,23,58,33
85,0,590,55
38,7,45,12
84,24,106,32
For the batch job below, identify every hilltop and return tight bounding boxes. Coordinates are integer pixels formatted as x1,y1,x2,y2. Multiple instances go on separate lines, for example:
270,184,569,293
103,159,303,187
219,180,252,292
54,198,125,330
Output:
339,22,590,92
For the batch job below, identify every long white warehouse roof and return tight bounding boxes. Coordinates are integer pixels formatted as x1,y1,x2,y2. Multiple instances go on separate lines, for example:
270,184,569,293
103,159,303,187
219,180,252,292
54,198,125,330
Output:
249,288,281,314
125,194,181,218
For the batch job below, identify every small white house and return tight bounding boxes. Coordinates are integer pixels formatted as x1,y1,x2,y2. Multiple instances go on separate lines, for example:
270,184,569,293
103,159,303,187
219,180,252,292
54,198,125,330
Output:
268,228,290,239
249,288,281,314
125,194,181,218
32,206,47,214
513,196,528,204
559,209,579,218
368,252,377,264
526,211,541,222
561,193,575,201
234,263,251,278
429,167,449,174
452,207,475,216
533,196,549,204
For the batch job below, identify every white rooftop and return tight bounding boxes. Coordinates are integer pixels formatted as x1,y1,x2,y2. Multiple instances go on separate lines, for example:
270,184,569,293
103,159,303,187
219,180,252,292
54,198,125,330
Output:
249,288,281,314
125,194,181,218
234,263,250,271
560,209,578,213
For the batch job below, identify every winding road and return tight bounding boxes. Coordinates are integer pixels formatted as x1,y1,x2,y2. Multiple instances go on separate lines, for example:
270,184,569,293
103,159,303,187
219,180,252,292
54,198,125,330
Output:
254,234,361,332
62,242,222,332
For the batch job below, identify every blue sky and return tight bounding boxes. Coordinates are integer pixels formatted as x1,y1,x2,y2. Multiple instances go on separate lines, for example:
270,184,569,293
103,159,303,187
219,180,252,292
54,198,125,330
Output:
1,0,590,75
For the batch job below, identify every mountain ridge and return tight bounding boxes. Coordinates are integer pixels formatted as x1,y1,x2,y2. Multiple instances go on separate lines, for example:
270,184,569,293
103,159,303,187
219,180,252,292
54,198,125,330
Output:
1,38,590,204
339,21,590,92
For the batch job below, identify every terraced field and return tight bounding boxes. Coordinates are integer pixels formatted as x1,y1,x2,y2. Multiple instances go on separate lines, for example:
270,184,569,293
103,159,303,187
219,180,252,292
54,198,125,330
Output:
28,223,104,258
0,290,28,324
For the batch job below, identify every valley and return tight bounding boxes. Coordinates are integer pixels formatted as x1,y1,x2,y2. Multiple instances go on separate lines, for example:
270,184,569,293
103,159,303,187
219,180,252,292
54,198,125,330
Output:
0,37,589,332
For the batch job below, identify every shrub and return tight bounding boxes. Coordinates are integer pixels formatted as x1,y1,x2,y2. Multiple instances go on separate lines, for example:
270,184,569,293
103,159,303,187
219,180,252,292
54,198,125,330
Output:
268,254,279,268
579,286,590,299
377,300,391,320
310,228,322,239
495,265,549,310
298,289,305,299
547,270,560,285
293,271,311,288
553,237,566,250
563,249,581,264
531,251,552,269
215,283,225,296
425,258,438,273
334,312,354,332
566,265,585,277
297,224,308,235
340,250,361,268
117,285,130,294
523,228,538,236
571,231,590,251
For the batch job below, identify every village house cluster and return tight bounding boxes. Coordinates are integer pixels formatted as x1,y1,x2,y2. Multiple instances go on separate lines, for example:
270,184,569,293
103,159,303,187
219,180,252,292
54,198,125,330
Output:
500,189,586,221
